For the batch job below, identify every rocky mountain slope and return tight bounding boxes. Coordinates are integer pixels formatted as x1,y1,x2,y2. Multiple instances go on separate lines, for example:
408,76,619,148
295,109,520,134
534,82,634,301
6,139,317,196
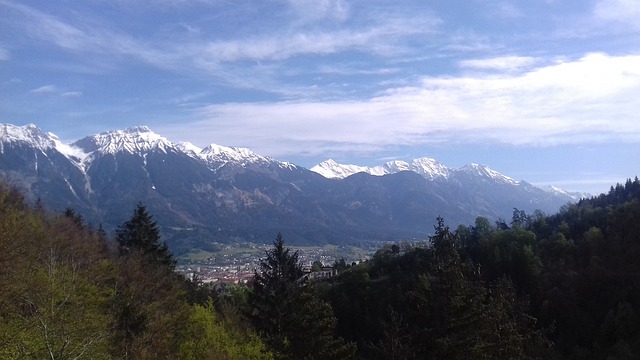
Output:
0,123,580,252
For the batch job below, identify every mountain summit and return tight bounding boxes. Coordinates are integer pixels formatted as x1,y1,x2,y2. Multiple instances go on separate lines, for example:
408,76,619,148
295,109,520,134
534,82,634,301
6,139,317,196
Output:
72,126,175,155
0,123,62,152
0,123,583,250
311,158,503,182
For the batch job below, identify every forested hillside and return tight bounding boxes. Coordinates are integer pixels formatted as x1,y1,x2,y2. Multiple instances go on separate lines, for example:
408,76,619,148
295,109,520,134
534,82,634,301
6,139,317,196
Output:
322,177,640,359
0,182,271,360
1,177,639,359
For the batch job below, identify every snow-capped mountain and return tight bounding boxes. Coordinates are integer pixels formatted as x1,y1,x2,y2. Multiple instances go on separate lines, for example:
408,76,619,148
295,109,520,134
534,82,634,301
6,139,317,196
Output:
541,185,590,201
0,123,585,249
454,163,519,186
199,143,271,166
312,158,518,184
311,159,375,179
72,126,174,155
0,123,61,152
311,157,450,180
176,141,266,164
12,124,291,174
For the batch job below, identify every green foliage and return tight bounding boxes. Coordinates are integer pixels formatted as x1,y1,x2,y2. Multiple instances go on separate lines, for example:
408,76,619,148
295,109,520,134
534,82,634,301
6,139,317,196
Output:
287,290,356,360
0,182,272,360
312,259,323,272
325,216,546,359
3,175,640,360
109,252,191,359
0,183,112,359
249,233,303,354
181,300,273,360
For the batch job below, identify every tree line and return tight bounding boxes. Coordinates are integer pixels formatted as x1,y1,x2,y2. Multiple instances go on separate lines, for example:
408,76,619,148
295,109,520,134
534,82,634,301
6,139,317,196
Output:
1,177,639,359
319,177,640,359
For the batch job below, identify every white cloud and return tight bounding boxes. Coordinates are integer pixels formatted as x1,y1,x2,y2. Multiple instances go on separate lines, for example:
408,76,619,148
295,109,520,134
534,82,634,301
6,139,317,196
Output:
459,56,538,72
194,14,440,63
30,85,82,97
4,1,439,66
287,0,350,24
30,84,57,94
594,0,640,29
0,46,9,60
60,91,82,97
160,53,640,158
493,2,523,19
2,2,178,68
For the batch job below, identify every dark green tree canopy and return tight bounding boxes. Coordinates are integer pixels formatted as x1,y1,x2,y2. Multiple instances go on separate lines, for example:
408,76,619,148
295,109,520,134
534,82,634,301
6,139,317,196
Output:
249,233,354,360
116,202,175,269
249,233,303,350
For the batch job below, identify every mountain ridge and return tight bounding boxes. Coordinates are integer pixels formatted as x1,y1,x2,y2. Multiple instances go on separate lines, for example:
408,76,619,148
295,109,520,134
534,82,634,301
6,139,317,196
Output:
0,123,585,250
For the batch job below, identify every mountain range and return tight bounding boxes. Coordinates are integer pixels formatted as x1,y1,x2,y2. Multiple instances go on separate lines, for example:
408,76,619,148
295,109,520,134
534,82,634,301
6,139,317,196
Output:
0,123,584,254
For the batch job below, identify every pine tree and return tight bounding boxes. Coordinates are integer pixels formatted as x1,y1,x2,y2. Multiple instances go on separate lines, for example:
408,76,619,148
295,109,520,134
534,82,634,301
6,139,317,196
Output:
249,234,355,359
249,233,303,356
116,202,175,269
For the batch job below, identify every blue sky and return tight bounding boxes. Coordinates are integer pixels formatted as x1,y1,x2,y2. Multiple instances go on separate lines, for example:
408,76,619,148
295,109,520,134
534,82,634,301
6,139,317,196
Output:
1,0,639,194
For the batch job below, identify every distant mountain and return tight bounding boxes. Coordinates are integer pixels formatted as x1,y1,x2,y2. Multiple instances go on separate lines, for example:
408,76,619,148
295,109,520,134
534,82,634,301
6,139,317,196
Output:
0,123,581,253
311,158,450,180
540,185,590,201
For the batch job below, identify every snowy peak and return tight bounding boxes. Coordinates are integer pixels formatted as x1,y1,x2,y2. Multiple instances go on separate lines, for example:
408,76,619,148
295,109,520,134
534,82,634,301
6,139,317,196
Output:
408,158,449,179
177,141,278,167
199,143,269,165
310,157,450,180
380,160,410,174
0,123,294,173
72,126,174,155
0,123,58,151
456,163,518,185
310,159,372,179
542,185,590,201
175,142,202,157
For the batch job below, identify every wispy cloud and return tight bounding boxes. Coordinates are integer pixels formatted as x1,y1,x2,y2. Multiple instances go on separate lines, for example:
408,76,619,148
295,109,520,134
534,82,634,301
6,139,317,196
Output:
2,1,442,95
60,91,82,97
492,2,523,19
160,53,640,158
593,0,640,30
459,56,538,72
0,46,9,60
287,0,350,24
30,84,57,94
192,14,440,64
1,1,178,68
30,84,82,97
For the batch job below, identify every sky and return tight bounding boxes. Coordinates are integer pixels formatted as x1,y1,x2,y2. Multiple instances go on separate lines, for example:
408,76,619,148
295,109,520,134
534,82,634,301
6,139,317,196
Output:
1,0,639,195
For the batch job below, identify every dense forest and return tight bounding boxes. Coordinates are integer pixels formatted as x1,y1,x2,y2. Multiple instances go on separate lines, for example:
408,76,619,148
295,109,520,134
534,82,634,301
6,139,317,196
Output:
321,177,640,359
1,177,639,359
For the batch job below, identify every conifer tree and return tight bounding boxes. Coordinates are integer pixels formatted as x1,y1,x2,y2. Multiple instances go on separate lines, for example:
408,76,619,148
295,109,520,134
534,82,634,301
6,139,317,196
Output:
249,233,355,359
116,202,175,269
249,233,303,355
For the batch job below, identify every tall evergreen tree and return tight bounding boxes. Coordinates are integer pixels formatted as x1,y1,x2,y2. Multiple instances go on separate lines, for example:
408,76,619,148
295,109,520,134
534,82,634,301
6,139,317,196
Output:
249,233,355,359
116,202,175,269
249,233,303,356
